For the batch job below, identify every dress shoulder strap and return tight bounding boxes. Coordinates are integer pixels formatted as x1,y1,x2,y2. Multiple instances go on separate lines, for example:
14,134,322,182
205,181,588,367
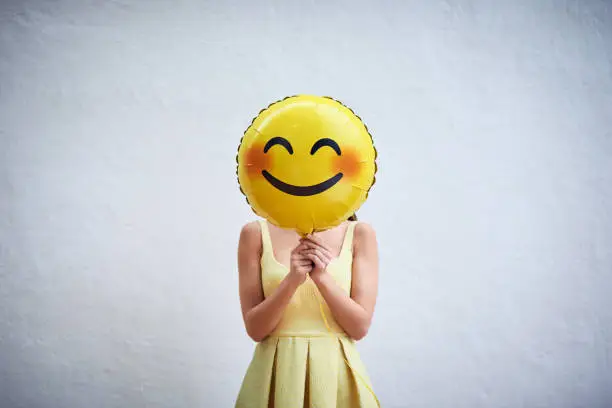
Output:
257,219,273,257
340,221,358,257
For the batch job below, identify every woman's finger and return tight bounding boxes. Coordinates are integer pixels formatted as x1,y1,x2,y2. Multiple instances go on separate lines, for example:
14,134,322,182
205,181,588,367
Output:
312,241,334,259
300,239,333,259
305,250,328,270
305,253,325,270
304,234,332,251
315,249,332,265
292,243,308,254
302,248,332,265
291,253,307,262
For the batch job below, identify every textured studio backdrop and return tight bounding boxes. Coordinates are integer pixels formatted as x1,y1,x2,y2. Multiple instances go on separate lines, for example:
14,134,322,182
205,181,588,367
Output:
1,1,612,407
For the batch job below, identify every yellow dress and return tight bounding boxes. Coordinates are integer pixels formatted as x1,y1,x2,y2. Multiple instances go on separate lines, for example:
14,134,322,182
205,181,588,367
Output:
235,220,379,408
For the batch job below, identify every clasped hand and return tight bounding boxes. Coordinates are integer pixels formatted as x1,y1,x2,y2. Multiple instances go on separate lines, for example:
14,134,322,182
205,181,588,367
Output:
289,235,335,284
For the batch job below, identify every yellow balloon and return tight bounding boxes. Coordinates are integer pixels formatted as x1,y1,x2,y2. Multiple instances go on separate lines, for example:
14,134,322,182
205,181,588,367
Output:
236,95,377,236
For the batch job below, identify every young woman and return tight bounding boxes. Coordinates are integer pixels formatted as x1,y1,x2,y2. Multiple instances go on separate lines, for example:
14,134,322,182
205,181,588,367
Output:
235,214,380,407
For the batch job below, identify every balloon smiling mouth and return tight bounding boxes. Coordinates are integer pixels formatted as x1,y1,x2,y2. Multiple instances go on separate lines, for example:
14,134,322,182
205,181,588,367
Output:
262,170,344,196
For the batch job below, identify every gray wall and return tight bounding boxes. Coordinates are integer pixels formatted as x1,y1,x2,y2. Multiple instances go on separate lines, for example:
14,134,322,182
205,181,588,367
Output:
1,0,611,407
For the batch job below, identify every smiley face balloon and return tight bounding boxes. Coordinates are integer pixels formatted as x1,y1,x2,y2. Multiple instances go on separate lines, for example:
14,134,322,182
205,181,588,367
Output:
236,95,377,236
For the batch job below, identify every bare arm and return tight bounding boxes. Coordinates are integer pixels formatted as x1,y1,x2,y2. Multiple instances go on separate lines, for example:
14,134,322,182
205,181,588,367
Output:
303,223,379,340
238,222,311,342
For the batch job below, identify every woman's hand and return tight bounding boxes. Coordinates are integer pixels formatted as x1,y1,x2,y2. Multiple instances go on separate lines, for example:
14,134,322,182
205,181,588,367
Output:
238,223,317,342
300,235,335,282
288,242,314,285
299,223,379,341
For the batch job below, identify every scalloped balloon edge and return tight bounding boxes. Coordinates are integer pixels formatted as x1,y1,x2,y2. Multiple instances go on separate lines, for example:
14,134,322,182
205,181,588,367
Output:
235,95,378,229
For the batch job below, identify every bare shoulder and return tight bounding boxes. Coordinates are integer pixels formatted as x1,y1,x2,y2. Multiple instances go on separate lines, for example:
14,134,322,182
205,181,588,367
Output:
240,220,261,238
239,220,262,253
353,222,378,252
354,222,377,242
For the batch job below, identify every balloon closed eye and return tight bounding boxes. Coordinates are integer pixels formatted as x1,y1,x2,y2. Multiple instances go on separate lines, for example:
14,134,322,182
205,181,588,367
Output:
260,136,344,197
311,138,341,156
264,137,293,154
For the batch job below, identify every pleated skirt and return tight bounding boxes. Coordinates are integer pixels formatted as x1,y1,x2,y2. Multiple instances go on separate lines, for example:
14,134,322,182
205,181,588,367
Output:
235,335,378,408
